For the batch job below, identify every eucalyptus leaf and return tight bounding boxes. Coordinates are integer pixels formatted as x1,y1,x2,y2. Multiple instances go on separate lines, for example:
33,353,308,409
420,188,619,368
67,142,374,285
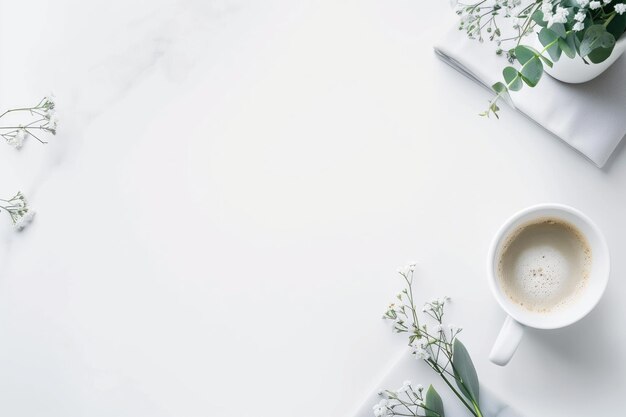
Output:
549,23,566,38
531,10,547,27
535,52,553,68
579,25,616,57
514,45,535,64
452,339,480,406
425,385,445,417
539,28,562,62
588,46,614,64
492,81,513,108
558,33,576,59
502,66,522,91
520,57,543,87
514,45,552,67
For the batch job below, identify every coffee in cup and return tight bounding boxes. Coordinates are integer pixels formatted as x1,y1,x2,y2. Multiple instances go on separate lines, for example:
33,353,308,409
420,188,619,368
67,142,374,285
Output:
497,217,592,313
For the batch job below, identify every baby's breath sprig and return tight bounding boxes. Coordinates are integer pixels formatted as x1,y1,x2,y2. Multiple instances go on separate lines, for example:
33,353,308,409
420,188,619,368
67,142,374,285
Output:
373,381,445,417
378,265,483,417
0,95,58,149
0,191,35,231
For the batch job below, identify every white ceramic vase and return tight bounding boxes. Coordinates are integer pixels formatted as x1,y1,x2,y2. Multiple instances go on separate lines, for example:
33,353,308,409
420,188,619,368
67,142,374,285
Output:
532,33,626,83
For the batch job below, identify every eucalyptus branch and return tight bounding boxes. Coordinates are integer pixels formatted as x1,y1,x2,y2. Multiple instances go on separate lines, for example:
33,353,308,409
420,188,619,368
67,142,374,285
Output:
452,0,626,118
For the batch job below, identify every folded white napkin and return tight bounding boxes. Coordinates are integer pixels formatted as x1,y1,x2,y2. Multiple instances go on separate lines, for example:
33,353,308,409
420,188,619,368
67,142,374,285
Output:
352,352,523,417
434,28,626,168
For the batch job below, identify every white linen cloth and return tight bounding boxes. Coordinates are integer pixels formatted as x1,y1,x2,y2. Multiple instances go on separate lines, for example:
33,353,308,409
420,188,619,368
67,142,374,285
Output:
352,353,524,417
434,28,626,168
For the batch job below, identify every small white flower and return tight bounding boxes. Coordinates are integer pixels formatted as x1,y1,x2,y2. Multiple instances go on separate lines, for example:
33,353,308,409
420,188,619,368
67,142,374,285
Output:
575,10,586,21
578,0,590,6
543,11,554,22
397,380,412,393
603,0,611,4
573,21,585,31
373,399,390,417
413,346,430,360
8,129,27,149
589,1,601,9
47,114,59,133
435,324,444,333
555,5,569,16
397,262,417,275
14,211,35,231
410,339,431,359
541,2,554,20
43,93,56,109
10,192,26,206
616,3,626,14
548,6,569,26
416,384,424,392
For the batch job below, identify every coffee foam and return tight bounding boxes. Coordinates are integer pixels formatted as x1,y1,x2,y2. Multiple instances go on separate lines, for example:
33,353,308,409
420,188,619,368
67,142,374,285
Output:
497,218,592,313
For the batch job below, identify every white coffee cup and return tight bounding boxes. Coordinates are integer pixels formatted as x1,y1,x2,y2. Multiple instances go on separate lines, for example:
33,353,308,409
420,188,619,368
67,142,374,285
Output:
487,204,610,366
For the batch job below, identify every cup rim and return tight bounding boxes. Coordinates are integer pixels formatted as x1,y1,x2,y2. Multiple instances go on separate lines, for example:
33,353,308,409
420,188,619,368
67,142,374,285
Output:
487,203,610,330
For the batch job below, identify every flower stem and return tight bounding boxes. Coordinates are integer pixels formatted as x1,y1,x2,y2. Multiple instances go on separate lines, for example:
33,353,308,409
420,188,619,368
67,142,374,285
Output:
437,370,479,417
604,12,616,27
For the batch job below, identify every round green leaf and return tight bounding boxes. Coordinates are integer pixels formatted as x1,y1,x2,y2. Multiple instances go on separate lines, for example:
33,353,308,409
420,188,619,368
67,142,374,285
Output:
520,57,543,87
538,28,562,62
503,66,522,91
588,46,614,63
558,33,576,59
531,10,547,27
514,45,535,64
579,25,616,57
491,81,513,107
549,22,567,38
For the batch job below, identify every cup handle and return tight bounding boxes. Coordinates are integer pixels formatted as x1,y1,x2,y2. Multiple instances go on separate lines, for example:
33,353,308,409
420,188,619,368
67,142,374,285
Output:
489,315,524,366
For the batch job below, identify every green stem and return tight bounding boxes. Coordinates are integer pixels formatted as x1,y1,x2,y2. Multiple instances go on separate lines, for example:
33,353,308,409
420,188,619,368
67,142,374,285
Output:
472,400,484,417
485,32,565,115
604,12,616,27
517,4,539,46
426,359,478,417
0,126,50,130
439,372,479,417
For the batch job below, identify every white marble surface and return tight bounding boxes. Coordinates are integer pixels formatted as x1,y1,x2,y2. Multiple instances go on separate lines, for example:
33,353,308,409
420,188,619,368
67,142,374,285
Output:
0,1,625,416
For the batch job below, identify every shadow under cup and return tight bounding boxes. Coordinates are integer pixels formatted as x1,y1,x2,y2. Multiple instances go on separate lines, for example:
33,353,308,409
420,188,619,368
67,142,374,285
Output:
489,204,610,330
